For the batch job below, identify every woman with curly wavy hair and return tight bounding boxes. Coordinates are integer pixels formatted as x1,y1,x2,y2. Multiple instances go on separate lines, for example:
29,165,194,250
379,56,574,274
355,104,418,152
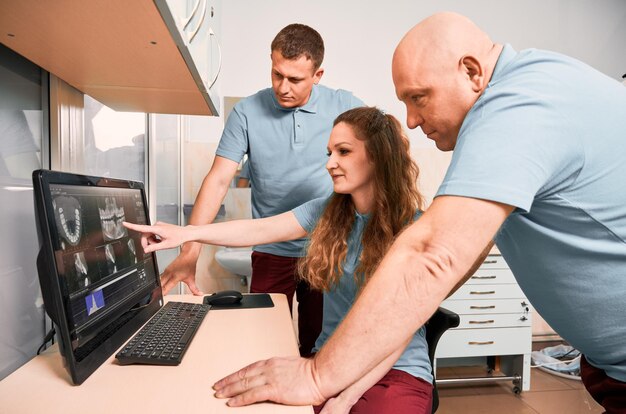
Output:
124,106,433,414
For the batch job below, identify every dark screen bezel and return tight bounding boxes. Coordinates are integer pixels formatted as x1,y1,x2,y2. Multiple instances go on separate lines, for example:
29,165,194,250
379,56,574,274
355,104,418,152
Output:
33,169,163,385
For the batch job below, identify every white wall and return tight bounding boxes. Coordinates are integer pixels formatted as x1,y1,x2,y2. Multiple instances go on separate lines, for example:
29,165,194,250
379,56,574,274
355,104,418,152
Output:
218,0,626,149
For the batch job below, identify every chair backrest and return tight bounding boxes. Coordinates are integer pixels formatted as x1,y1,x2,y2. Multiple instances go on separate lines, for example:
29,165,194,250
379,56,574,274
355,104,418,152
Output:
425,307,460,413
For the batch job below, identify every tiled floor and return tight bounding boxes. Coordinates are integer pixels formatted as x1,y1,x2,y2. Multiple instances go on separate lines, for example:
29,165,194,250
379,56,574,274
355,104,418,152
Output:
436,365,604,414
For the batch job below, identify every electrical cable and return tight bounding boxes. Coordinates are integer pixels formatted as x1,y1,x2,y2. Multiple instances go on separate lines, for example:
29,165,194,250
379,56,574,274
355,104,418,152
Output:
36,327,56,355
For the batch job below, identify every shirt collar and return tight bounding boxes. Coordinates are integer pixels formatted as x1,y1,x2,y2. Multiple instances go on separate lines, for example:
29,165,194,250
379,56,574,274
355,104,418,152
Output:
270,84,319,113
355,210,371,221
490,44,517,84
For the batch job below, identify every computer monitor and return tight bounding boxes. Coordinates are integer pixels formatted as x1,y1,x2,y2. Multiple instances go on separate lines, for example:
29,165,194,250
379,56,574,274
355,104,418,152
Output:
32,169,163,385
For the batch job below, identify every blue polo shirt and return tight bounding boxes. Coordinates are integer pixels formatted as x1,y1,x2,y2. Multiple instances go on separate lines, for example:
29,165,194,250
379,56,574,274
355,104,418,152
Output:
293,196,433,383
437,45,626,381
216,85,364,257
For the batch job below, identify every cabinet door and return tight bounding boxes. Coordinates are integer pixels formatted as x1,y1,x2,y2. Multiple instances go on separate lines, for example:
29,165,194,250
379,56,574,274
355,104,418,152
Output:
467,268,516,284
449,283,525,300
442,298,530,315
184,0,210,88
436,327,531,358
163,0,188,35
156,0,221,113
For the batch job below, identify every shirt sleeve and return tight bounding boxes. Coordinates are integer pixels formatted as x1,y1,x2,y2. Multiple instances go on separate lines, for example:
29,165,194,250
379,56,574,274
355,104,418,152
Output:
350,94,365,109
239,160,249,179
215,104,248,163
292,196,330,233
436,84,584,213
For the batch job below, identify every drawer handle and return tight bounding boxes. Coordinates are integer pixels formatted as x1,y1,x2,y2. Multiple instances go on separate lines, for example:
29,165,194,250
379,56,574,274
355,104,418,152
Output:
471,275,496,280
469,320,495,324
470,305,496,309
470,290,496,295
483,260,498,264
468,341,495,345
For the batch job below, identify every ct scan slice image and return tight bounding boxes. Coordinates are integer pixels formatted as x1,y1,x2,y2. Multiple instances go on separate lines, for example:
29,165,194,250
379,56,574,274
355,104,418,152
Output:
98,197,127,241
53,195,82,249
74,251,89,288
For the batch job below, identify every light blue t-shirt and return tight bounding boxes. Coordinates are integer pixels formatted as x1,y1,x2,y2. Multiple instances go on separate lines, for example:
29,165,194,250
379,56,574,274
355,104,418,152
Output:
293,196,433,383
437,45,626,381
238,160,250,180
216,85,364,257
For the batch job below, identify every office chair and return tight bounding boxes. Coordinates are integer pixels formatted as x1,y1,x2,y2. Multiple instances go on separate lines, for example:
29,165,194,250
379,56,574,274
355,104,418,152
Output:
425,307,460,413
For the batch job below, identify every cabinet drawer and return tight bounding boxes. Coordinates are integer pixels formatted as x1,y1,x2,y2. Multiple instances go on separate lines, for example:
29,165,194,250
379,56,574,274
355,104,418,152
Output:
455,313,531,329
448,283,525,300
436,327,531,358
479,255,509,269
467,269,516,285
441,299,530,315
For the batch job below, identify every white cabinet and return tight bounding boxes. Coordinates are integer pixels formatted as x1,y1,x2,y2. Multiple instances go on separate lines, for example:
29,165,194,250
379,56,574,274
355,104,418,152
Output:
0,0,220,115
437,255,532,392
155,0,222,115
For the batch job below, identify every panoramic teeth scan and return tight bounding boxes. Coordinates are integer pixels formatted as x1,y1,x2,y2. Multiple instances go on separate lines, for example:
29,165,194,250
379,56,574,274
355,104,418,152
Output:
98,197,127,240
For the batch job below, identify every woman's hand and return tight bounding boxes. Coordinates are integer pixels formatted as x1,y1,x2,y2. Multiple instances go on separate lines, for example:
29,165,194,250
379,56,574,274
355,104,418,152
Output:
123,221,192,254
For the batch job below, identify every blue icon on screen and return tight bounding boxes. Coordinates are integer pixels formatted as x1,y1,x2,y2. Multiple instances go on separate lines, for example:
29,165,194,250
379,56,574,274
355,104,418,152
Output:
85,290,105,316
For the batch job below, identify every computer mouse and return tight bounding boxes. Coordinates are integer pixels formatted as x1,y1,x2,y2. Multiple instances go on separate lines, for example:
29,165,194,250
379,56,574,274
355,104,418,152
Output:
204,290,243,306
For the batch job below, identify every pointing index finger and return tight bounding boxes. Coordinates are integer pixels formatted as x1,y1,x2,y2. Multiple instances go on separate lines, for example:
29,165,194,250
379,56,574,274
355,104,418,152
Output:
122,221,150,232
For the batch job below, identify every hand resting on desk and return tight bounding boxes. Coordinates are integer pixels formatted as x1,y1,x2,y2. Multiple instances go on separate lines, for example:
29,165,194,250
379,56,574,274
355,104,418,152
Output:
213,356,326,407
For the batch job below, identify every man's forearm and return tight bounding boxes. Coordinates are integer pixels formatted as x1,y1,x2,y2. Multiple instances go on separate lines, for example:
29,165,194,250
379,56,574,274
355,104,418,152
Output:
188,175,232,226
314,236,454,398
183,157,238,252
180,179,229,258
162,156,238,284
447,240,494,298
312,197,512,399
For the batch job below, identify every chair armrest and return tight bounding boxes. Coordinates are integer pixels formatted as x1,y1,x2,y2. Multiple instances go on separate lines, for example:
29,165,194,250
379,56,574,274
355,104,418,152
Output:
425,307,460,362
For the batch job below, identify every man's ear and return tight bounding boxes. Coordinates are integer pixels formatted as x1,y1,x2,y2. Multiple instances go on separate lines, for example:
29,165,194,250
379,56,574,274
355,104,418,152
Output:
459,55,484,93
313,67,324,84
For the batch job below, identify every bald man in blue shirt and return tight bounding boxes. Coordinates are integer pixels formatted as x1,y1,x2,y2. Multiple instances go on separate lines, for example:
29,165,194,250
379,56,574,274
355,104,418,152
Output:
214,13,626,413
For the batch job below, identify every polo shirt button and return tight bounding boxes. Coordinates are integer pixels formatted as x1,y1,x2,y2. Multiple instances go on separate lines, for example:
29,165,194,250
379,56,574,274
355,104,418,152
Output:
297,124,301,128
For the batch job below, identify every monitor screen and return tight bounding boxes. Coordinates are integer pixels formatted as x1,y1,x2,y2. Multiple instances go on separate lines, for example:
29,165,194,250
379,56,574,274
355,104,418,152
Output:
32,169,162,384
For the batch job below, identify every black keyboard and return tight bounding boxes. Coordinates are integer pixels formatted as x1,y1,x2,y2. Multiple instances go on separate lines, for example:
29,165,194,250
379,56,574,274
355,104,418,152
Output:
115,301,210,366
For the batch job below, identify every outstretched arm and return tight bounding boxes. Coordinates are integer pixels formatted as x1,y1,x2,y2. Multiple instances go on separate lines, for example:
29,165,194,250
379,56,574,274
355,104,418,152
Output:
124,211,307,254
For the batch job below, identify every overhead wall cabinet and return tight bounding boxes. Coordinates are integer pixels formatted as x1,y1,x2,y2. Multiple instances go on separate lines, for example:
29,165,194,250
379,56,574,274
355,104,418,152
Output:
0,0,220,116
157,0,222,104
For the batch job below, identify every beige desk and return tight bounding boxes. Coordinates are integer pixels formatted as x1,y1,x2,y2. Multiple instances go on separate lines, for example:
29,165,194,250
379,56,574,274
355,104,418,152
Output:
0,294,313,414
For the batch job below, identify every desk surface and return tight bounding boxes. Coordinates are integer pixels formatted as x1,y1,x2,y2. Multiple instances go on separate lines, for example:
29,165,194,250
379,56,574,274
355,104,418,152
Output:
0,294,313,414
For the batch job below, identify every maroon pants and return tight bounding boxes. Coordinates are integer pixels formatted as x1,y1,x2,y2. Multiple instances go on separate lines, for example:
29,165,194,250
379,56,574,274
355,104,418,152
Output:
250,251,323,357
314,369,433,414
581,355,626,414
